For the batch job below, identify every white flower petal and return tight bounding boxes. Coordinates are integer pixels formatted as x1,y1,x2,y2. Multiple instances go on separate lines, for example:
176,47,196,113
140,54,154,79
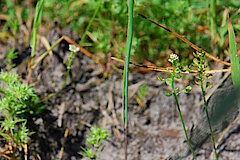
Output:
69,45,80,52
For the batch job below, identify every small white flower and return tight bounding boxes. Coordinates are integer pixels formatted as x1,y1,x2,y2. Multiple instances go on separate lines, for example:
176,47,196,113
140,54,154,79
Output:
168,53,179,63
197,51,204,57
69,45,80,52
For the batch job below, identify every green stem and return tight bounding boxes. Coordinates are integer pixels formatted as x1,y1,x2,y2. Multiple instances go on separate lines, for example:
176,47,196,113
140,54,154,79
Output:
123,0,133,127
122,0,133,160
63,1,101,88
31,36,64,69
171,63,196,160
199,60,218,160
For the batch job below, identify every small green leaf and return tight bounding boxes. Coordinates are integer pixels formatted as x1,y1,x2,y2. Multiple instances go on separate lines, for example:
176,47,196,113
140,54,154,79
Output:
166,78,172,86
194,79,200,85
164,92,172,97
183,86,192,93
193,52,197,57
175,67,181,74
204,73,212,79
157,76,164,82
139,84,148,100
175,74,182,79
79,147,96,159
193,58,199,67
206,81,212,89
0,132,12,141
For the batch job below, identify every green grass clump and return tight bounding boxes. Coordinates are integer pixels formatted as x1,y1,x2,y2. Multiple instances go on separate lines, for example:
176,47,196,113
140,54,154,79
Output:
79,126,109,159
0,71,42,159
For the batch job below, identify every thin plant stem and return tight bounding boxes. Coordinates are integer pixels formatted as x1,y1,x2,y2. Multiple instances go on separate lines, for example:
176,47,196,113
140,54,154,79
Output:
122,0,133,160
199,59,218,159
63,1,101,88
171,63,196,160
31,36,64,70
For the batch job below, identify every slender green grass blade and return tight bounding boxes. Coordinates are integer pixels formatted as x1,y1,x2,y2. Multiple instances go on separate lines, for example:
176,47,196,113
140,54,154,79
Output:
228,16,240,109
79,2,101,47
31,0,44,58
122,0,133,127
122,1,134,159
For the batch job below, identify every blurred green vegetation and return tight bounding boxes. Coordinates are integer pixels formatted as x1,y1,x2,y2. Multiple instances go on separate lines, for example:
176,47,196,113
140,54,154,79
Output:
1,0,240,66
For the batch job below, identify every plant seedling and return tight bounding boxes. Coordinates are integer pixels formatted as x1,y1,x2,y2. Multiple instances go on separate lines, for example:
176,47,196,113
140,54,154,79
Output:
63,1,101,89
79,126,109,159
63,44,80,87
0,71,42,159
